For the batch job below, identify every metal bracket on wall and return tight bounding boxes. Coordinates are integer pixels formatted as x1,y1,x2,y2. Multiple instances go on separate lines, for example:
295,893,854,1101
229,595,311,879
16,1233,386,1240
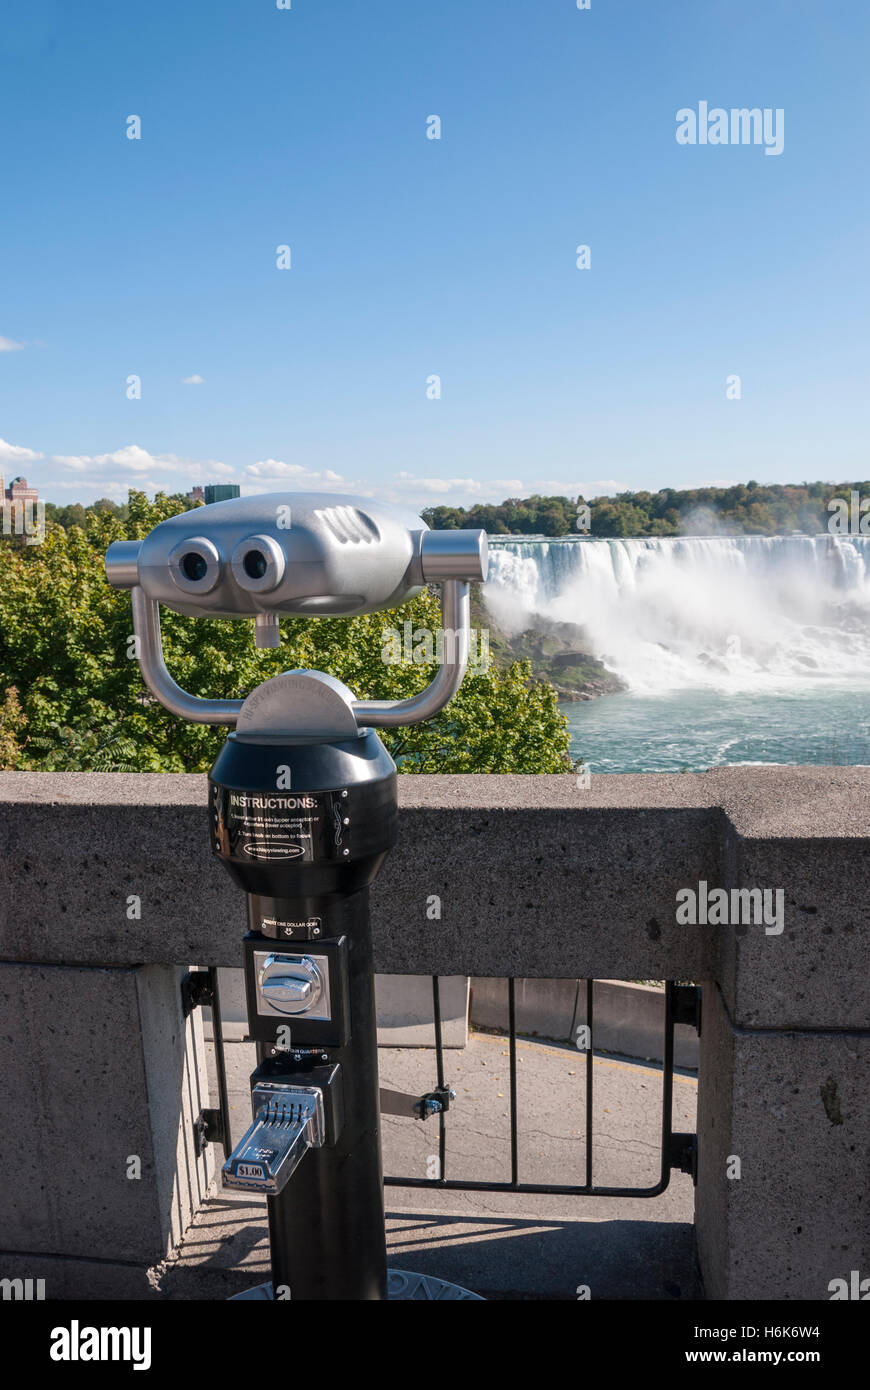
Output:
193,1108,226,1157
379,1085,456,1120
667,1131,698,1185
181,969,214,1017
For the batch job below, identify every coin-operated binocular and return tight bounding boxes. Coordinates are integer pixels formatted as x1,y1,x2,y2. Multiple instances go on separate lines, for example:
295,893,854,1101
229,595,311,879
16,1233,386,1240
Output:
106,493,487,1300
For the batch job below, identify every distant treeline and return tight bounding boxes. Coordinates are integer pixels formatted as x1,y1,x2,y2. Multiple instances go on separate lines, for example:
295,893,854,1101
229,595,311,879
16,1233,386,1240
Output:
43,481,870,538
43,498,131,529
422,482,870,537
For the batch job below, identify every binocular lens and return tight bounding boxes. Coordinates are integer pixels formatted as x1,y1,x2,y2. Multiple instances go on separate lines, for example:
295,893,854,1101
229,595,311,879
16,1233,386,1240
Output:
182,552,209,582
244,549,268,580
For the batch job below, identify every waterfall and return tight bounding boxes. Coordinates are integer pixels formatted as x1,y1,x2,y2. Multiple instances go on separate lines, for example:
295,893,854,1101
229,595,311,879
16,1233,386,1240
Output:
483,535,870,694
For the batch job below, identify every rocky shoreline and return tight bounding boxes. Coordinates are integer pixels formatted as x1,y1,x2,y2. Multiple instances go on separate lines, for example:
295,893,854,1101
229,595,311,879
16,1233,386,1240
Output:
476,597,625,701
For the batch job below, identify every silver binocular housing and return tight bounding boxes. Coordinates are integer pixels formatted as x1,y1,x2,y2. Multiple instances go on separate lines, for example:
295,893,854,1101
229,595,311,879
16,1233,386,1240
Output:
105,492,488,732
105,493,487,617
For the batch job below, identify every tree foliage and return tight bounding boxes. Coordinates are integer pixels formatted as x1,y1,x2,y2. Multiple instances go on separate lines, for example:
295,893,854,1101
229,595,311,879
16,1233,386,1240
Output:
423,481,868,537
0,491,570,774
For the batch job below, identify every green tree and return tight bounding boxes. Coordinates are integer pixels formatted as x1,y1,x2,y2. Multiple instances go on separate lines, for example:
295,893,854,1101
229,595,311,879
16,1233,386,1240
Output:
424,480,859,538
0,491,570,774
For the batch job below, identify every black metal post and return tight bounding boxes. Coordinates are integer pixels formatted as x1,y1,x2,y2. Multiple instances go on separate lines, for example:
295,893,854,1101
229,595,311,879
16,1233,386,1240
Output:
263,887,385,1300
208,727,397,1301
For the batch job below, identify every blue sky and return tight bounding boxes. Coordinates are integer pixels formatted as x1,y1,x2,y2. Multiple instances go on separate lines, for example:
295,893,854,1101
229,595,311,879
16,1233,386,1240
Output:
1,0,868,508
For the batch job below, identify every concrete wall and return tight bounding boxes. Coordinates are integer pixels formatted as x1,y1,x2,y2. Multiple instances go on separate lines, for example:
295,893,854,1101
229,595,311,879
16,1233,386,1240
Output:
469,978,700,1070
0,961,213,1298
1,767,868,1300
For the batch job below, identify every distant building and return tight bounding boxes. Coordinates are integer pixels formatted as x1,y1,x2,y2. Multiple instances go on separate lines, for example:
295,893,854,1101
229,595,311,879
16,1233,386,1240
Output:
1,474,39,505
204,483,241,505
188,483,240,505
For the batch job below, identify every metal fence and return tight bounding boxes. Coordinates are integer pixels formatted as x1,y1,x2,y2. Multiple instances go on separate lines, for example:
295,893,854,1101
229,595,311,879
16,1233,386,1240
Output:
203,972,700,1197
383,978,700,1198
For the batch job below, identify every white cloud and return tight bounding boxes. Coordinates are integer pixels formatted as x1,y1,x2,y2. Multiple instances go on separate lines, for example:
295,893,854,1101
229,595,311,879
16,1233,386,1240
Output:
53,445,237,485
182,374,205,384
535,479,627,497
52,479,137,497
378,474,632,511
393,474,484,496
54,455,92,472
5,434,633,513
0,437,42,464
244,459,347,488
92,444,177,473
246,459,307,479
0,335,24,352
58,444,202,475
390,474,525,500
393,476,627,501
53,445,172,474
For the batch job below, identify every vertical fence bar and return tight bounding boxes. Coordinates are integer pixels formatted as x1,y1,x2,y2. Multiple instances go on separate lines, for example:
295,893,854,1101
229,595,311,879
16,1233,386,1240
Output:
660,980,676,1186
208,965,232,1160
585,978,594,1190
508,977,519,1186
432,975,447,1181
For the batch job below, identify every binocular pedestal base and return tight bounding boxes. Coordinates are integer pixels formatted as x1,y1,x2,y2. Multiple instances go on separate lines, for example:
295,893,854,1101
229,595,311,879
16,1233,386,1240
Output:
229,1271,484,1302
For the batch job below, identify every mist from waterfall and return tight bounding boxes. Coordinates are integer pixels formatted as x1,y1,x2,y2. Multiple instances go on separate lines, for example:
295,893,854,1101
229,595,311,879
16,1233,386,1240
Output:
484,535,870,696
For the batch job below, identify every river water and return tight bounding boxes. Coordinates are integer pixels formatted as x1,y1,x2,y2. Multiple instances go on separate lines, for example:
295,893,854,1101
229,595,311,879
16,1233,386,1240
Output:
560,685,870,772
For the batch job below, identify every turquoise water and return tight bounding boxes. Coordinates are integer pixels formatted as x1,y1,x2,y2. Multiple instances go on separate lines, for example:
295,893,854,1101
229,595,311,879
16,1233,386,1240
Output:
561,686,870,773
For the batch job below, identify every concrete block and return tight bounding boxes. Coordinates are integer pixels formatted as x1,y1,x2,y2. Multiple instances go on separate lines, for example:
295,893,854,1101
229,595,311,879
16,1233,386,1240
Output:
5,766,869,984
374,796,719,980
470,978,699,1070
470,977,579,1041
374,974,469,1048
581,981,699,1070
211,966,248,1038
0,771,723,977
696,984,870,1299
718,831,870,1030
0,962,213,1266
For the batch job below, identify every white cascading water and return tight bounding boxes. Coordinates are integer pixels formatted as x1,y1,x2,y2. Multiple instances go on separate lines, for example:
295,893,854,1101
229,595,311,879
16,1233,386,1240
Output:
484,535,870,694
